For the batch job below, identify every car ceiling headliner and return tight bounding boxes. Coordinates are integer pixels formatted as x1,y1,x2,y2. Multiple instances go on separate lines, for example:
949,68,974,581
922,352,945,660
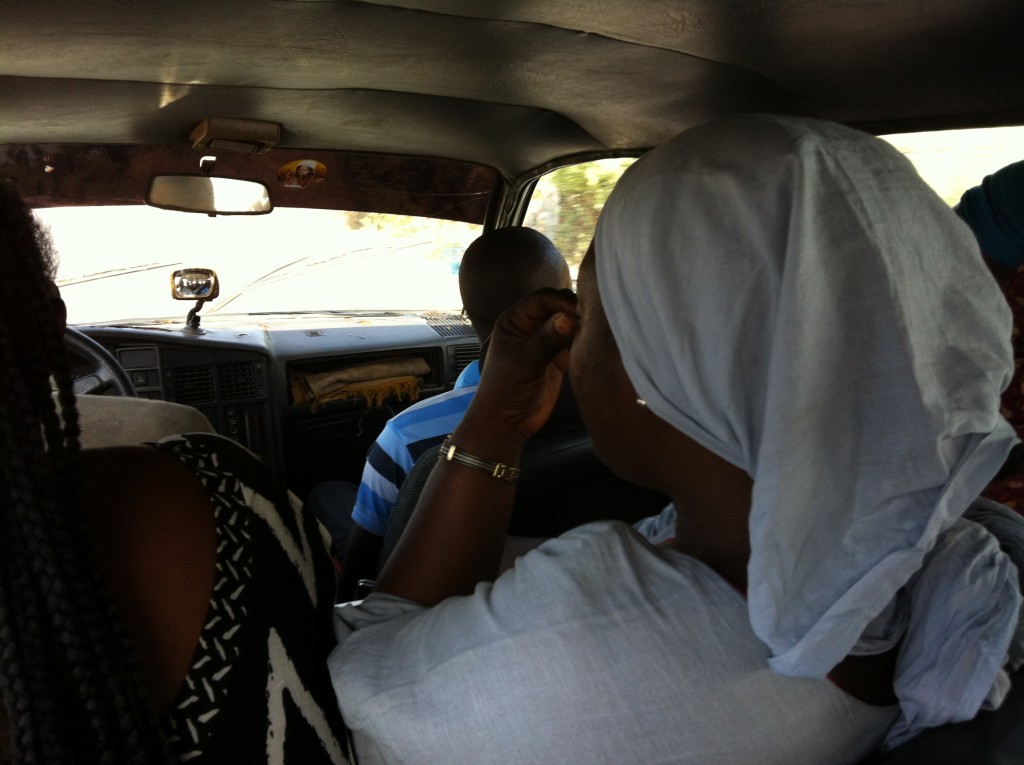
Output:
2,0,1022,181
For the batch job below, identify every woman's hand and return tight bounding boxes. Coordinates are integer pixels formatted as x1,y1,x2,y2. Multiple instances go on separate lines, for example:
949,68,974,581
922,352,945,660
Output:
373,287,579,604
469,288,579,442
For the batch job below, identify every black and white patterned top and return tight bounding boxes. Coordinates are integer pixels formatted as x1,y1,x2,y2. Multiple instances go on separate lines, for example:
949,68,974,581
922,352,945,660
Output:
152,433,350,764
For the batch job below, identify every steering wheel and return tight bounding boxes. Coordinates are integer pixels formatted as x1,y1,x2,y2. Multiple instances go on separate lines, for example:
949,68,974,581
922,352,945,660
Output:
63,326,136,396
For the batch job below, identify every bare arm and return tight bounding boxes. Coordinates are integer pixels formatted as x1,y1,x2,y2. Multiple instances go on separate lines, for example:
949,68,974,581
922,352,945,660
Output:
82,446,217,712
374,289,578,604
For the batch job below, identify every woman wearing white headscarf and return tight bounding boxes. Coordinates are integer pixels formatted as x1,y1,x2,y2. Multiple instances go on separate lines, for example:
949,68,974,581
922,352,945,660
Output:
328,114,1024,764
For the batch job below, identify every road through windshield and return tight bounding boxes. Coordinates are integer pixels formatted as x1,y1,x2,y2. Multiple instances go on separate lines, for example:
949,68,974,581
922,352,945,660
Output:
37,206,480,324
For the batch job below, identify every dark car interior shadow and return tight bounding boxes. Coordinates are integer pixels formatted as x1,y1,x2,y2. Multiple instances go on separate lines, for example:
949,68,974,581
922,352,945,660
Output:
863,667,1024,764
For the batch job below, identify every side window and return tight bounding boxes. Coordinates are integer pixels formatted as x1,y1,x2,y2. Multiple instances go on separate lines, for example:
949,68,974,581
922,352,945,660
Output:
523,158,636,273
880,125,1024,205
520,127,1024,272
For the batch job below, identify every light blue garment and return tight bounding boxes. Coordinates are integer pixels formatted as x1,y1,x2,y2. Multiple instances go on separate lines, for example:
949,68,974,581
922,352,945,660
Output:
594,114,1018,742
630,502,676,545
882,514,1021,746
330,522,897,765
966,498,1024,671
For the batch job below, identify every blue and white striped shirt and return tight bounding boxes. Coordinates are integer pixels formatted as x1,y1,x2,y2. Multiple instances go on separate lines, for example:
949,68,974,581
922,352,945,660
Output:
352,360,480,536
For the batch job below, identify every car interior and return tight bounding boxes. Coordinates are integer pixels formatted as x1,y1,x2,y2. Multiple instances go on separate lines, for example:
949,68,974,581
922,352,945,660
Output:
2,1,1023,761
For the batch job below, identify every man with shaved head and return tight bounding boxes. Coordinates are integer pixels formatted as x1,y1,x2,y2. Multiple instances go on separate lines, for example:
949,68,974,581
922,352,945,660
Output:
319,227,571,599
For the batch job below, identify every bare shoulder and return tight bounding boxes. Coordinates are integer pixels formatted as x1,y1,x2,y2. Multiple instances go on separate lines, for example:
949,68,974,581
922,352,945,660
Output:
80,444,218,711
81,444,217,553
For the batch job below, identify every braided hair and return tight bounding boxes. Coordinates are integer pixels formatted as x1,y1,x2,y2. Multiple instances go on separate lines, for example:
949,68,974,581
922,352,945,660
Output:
0,184,169,764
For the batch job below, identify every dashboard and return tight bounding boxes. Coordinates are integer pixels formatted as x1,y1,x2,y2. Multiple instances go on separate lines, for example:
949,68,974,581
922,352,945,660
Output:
76,311,480,500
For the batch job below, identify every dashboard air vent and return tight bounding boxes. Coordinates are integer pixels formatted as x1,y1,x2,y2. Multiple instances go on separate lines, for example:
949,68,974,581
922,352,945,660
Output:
218,360,265,401
425,311,475,338
170,365,215,405
452,344,481,374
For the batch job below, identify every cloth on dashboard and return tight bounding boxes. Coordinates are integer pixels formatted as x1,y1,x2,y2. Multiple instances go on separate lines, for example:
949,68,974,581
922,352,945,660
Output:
593,114,1020,743
331,521,897,765
152,433,350,764
291,355,430,412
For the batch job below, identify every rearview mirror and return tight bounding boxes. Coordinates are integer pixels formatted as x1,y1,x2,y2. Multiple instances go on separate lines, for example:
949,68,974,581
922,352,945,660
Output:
146,175,272,215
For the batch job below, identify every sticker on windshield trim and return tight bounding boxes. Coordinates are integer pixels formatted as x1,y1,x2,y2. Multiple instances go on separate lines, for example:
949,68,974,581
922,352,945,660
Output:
278,159,327,189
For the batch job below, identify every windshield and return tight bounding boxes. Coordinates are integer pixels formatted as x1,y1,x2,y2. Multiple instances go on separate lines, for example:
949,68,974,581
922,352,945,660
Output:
37,206,481,324
5,143,494,325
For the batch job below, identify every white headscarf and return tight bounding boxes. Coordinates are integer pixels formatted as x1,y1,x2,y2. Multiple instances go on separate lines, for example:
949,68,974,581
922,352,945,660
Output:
594,114,1017,696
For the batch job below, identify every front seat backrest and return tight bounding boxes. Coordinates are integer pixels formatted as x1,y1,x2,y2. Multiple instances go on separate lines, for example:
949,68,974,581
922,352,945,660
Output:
71,394,215,449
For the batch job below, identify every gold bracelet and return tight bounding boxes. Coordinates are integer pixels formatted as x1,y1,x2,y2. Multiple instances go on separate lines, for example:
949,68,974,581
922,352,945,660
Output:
438,435,520,482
